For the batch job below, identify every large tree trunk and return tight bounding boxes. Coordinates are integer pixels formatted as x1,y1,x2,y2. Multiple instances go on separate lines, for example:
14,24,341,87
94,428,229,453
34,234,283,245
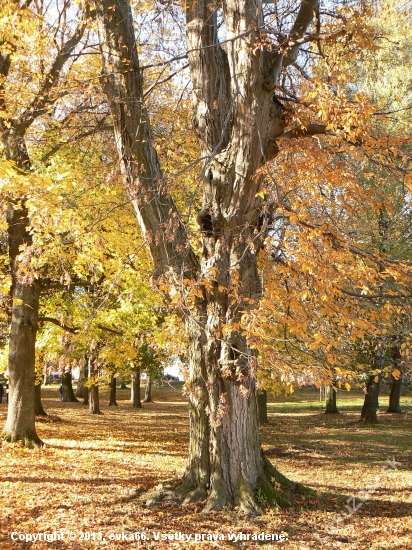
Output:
95,0,316,512
89,385,102,415
1,203,42,447
108,374,118,406
62,370,79,402
361,347,384,423
387,344,402,413
325,385,339,414
361,375,381,423
131,369,142,409
34,382,47,417
143,376,153,403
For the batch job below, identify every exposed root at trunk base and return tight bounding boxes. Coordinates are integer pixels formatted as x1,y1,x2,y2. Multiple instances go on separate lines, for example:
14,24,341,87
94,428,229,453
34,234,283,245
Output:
140,456,314,515
1,431,44,448
256,455,315,510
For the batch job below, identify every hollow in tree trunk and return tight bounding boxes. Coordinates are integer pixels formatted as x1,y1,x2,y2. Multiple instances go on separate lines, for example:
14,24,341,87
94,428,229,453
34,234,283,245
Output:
387,344,402,413
34,382,47,417
131,369,142,409
325,385,339,414
257,390,268,424
143,376,153,403
108,374,118,406
62,370,79,402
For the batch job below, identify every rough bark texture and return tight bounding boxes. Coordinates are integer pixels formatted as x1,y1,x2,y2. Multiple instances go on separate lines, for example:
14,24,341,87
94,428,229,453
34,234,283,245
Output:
108,374,118,406
89,385,102,415
143,377,153,403
361,347,384,423
257,390,269,424
131,370,142,409
1,203,42,446
361,375,381,423
387,345,402,413
34,382,47,417
62,371,79,402
325,385,339,414
95,0,317,512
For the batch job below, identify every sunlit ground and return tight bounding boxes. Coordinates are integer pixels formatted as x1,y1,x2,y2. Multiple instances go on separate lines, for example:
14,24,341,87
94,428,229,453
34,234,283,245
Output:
0,385,411,549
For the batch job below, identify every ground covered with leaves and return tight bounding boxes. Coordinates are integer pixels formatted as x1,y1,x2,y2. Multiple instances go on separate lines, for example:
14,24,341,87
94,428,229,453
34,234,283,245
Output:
0,386,411,549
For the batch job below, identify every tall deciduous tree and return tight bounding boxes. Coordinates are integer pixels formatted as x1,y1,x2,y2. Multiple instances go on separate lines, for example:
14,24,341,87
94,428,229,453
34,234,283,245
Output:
0,1,90,445
94,0,328,512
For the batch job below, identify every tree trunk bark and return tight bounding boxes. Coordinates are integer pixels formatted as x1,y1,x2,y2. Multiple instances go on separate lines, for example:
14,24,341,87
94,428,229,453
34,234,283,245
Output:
143,376,153,403
108,374,118,406
131,369,142,409
34,382,47,417
62,371,79,402
387,344,402,413
257,390,268,424
361,376,381,423
83,386,89,406
325,385,339,414
1,204,42,447
89,385,102,415
361,347,384,423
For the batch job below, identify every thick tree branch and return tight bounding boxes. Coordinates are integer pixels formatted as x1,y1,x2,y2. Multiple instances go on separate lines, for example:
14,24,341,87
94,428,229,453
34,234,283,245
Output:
38,317,79,334
186,0,231,154
279,123,336,140
95,0,199,287
283,0,319,67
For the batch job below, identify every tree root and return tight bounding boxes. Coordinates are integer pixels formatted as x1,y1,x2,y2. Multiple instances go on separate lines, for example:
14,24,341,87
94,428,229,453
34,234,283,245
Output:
140,455,314,515
1,431,44,448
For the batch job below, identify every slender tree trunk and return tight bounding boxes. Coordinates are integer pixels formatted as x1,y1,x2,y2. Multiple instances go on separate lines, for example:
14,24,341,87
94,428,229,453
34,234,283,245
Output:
325,385,339,414
257,390,268,424
387,344,402,413
62,371,79,402
108,374,118,406
119,380,127,390
89,385,102,415
143,376,153,403
34,382,47,417
131,369,142,409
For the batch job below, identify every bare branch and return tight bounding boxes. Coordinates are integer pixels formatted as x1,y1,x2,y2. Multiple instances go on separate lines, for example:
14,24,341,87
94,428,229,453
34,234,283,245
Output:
283,0,319,67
